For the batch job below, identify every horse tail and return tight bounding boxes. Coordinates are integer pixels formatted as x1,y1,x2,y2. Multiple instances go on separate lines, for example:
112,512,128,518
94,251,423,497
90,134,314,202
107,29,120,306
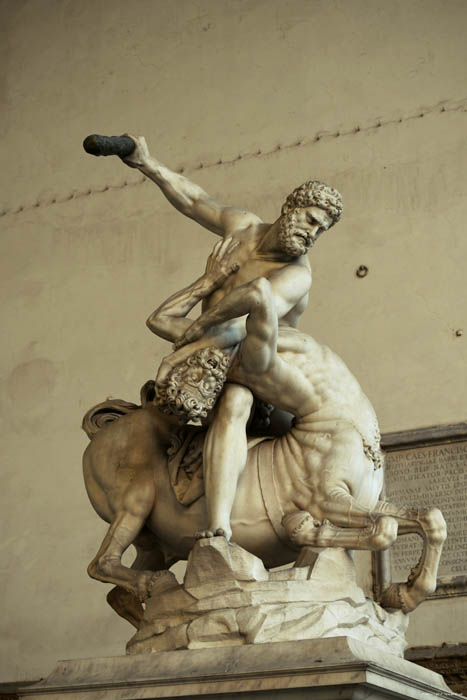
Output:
81,381,156,439
81,398,139,439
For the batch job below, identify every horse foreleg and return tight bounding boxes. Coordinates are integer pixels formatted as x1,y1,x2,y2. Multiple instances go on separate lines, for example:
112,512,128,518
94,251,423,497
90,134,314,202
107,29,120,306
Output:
106,531,179,628
87,469,159,601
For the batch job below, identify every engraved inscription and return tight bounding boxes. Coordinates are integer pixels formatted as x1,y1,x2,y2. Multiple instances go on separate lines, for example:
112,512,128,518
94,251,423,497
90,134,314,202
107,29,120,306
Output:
384,440,467,582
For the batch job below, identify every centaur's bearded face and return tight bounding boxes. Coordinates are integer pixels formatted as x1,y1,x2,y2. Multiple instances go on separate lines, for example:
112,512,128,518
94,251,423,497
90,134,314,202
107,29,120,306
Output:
154,346,232,424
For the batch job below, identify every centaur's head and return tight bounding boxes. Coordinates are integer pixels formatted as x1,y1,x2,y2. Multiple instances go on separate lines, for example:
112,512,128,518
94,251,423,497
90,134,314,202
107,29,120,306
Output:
154,346,232,424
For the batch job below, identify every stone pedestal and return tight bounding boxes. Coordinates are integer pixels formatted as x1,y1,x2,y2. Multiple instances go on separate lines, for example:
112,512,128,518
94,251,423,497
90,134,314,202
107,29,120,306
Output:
17,637,461,699
127,538,408,655
16,541,458,698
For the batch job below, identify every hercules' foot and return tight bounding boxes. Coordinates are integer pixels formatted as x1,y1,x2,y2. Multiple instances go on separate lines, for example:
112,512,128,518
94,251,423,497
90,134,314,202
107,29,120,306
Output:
195,527,231,540
195,529,214,539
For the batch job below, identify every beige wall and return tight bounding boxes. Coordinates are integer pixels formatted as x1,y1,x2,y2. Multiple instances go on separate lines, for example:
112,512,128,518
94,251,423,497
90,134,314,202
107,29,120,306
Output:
1,0,466,682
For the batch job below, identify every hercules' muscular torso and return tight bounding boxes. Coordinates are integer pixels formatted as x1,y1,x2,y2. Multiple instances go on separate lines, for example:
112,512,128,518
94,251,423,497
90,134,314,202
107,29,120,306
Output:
202,223,311,329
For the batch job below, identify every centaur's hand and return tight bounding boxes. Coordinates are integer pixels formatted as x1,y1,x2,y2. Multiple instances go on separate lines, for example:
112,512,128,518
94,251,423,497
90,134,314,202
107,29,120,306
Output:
204,237,239,285
173,238,239,350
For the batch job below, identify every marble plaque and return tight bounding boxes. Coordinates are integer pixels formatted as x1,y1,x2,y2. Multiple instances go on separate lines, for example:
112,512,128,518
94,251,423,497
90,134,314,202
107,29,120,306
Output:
375,423,467,599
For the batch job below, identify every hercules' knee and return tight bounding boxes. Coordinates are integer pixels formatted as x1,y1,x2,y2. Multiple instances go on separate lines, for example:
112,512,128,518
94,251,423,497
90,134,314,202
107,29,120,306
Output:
218,384,253,421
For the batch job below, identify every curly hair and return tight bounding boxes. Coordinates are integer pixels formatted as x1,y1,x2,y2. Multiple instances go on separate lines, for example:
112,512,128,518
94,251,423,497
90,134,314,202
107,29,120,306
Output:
154,346,232,424
281,180,343,225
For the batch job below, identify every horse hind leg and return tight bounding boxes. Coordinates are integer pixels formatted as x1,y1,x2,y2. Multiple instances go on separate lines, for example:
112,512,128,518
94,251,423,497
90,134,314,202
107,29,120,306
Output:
284,495,447,613
283,510,399,552
377,505,447,613
106,530,179,629
365,502,447,611
284,486,400,552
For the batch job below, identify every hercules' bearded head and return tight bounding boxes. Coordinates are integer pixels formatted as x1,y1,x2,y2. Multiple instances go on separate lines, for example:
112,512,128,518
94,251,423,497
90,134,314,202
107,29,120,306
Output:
278,180,343,257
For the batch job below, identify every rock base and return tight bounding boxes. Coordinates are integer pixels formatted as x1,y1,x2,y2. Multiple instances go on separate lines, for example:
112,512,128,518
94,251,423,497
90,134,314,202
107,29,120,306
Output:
127,538,408,656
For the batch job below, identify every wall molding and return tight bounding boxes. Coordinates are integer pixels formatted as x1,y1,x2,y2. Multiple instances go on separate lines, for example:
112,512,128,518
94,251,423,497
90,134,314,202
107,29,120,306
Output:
1,96,467,219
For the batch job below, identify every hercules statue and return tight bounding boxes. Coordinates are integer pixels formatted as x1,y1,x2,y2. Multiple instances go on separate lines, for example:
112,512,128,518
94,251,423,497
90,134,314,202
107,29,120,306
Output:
122,135,341,541
81,134,446,637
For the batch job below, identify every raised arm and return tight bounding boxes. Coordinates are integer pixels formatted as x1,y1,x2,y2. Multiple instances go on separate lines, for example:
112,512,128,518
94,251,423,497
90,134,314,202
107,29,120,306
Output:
122,136,262,236
146,238,239,342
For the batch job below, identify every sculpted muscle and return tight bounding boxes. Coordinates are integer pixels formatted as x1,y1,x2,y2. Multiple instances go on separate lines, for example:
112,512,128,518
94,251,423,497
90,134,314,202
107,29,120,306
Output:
82,140,445,645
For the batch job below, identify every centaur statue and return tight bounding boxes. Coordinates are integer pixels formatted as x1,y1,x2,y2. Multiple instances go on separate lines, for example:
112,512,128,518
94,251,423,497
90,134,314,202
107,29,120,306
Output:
82,135,446,631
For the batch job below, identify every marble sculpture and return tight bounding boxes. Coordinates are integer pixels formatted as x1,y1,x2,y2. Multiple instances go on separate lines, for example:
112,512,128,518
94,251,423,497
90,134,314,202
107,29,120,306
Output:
81,134,446,654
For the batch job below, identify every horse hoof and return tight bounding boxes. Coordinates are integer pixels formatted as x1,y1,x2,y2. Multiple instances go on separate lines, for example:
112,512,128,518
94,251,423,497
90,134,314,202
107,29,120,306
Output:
135,571,163,602
283,511,317,545
380,583,414,613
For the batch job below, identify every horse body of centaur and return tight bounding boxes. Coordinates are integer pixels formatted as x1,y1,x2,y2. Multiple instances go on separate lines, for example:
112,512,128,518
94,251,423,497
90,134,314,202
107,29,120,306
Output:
82,330,446,629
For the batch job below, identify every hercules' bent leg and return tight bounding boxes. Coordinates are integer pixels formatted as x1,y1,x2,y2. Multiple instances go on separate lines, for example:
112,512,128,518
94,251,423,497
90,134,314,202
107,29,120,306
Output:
196,278,278,541
199,383,254,541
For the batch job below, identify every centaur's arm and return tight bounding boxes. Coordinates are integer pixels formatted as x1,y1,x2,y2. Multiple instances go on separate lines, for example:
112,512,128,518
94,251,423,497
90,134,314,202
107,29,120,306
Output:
175,276,311,415
174,263,311,350
146,238,239,342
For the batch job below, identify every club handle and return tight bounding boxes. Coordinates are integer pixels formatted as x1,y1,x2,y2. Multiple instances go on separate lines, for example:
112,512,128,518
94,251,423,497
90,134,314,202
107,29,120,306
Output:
83,134,136,158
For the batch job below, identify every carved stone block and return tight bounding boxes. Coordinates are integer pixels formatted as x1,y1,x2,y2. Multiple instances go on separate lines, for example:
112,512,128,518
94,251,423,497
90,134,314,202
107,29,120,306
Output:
127,538,408,656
